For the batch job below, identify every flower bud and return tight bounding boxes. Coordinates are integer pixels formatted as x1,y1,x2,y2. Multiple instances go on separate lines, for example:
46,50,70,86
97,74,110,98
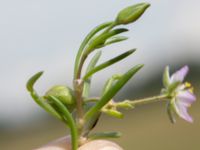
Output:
45,85,76,111
115,3,150,25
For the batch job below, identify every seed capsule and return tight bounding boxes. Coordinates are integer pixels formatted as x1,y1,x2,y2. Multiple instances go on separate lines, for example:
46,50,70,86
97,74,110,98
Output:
45,85,76,111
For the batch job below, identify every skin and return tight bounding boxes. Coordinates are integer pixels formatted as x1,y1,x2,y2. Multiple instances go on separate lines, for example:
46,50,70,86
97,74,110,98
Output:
36,136,123,150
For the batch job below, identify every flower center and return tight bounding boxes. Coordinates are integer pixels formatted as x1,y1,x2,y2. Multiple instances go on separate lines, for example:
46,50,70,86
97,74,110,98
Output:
184,82,194,93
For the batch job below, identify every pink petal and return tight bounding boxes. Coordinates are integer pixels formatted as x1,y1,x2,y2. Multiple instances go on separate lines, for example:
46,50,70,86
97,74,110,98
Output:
170,65,189,83
177,90,196,104
174,101,193,123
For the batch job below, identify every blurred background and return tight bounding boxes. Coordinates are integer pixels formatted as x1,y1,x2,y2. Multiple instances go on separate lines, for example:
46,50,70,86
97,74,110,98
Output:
0,0,199,149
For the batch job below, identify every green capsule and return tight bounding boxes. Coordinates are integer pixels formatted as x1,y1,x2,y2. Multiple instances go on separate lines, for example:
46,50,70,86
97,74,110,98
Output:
115,3,150,25
45,85,76,111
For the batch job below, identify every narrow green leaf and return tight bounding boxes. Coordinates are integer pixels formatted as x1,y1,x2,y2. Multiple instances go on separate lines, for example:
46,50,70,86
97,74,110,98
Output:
86,51,102,73
31,93,63,120
84,64,143,121
74,21,114,79
26,71,63,120
104,36,128,46
26,71,43,92
83,49,136,80
101,74,122,96
82,110,101,137
83,51,102,97
85,28,129,55
88,131,122,141
49,96,78,150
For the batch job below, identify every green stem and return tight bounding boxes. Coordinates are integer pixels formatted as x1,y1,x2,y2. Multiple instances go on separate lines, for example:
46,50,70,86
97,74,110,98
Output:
76,54,88,79
128,94,168,106
49,96,78,150
74,79,84,122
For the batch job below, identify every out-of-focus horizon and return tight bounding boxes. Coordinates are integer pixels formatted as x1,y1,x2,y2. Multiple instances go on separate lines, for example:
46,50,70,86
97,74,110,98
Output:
0,0,199,150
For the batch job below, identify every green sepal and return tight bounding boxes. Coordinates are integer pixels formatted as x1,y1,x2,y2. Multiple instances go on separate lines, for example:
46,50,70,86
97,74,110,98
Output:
83,49,136,80
168,81,181,94
116,100,134,109
83,51,102,98
84,64,143,121
167,100,176,124
163,66,170,88
88,131,122,141
115,3,150,25
26,71,43,92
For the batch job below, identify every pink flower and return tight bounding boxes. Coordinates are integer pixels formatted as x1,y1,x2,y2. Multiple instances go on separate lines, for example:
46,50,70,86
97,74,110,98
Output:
163,66,196,123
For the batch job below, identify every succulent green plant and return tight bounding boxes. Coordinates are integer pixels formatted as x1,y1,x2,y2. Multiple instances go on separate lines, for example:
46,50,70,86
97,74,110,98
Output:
26,2,196,150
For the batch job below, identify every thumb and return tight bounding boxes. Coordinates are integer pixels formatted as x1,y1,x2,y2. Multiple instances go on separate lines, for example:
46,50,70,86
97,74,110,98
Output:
35,136,123,150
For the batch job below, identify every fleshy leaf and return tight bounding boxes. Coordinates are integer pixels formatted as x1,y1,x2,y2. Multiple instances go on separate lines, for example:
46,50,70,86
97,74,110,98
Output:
104,36,128,46
102,108,124,119
48,96,78,150
83,49,136,80
26,72,62,120
101,74,122,96
88,131,122,140
85,28,128,55
74,21,114,79
84,64,143,121
26,71,43,92
83,51,102,97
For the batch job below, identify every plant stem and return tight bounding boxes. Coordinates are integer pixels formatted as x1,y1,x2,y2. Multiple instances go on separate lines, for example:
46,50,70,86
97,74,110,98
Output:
76,54,88,79
73,22,117,143
127,94,168,106
74,79,84,122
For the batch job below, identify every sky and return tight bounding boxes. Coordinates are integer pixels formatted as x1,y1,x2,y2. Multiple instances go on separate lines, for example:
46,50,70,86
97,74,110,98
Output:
0,0,200,126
